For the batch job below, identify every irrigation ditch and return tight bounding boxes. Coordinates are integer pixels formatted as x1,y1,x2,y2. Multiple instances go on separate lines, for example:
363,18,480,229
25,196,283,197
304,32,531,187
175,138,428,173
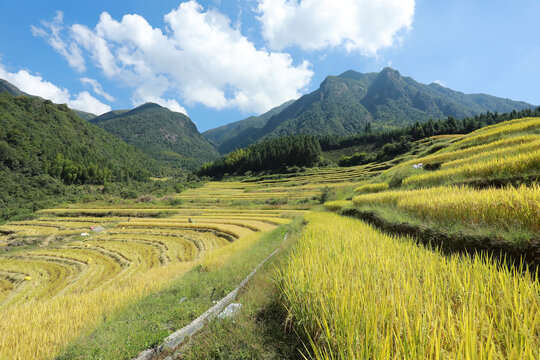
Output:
132,233,288,360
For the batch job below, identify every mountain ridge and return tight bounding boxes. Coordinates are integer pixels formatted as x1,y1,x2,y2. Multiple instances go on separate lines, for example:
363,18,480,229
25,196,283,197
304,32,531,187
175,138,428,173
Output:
0,78,98,121
208,67,534,154
91,102,219,170
202,100,294,149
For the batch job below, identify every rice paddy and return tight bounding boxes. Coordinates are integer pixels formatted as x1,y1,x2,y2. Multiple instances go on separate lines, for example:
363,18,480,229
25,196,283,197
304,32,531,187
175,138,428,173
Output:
0,181,299,360
280,212,540,359
3,116,540,359
389,117,540,187
352,184,540,234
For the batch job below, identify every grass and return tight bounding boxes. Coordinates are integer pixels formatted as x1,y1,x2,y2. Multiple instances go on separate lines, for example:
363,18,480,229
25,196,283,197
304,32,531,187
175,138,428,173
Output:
179,219,306,360
279,212,540,359
56,224,291,360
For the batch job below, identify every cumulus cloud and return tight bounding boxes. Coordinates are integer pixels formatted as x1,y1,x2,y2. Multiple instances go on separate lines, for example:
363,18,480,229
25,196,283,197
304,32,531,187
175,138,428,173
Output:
31,11,86,72
0,64,111,114
432,79,446,87
256,0,415,55
80,77,115,102
34,1,313,114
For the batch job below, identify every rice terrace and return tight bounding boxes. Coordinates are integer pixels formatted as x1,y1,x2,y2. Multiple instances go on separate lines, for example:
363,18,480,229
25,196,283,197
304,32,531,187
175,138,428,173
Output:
1,1,540,359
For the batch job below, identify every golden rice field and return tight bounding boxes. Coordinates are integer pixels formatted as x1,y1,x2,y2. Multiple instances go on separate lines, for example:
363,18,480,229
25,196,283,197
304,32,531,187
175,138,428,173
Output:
390,117,540,187
322,200,353,212
352,184,540,233
0,181,297,360
403,149,540,187
353,182,389,194
280,212,540,359
453,117,540,148
3,116,540,359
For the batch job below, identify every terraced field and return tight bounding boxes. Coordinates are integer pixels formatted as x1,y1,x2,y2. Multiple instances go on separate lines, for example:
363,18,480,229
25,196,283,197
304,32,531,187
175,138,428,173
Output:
281,213,540,359
0,190,300,360
391,117,540,187
312,117,540,358
3,116,539,360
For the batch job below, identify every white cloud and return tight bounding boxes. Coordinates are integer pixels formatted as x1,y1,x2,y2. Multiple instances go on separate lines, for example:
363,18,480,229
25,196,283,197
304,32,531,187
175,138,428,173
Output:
432,79,446,87
256,0,415,55
31,11,86,72
68,91,112,114
80,77,115,102
35,1,313,114
71,23,120,77
0,64,111,114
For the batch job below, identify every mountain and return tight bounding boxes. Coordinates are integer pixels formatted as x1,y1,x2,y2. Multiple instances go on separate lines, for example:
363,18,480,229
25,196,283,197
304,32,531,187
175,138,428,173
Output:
91,103,218,170
211,68,534,154
0,92,168,220
202,100,294,151
0,92,163,180
73,110,97,121
1,78,97,121
0,78,28,96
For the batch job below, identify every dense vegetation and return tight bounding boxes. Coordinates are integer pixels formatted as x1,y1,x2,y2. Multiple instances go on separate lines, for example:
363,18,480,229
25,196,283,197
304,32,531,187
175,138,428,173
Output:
0,93,173,221
91,103,218,170
202,100,294,152
198,135,321,177
209,67,533,153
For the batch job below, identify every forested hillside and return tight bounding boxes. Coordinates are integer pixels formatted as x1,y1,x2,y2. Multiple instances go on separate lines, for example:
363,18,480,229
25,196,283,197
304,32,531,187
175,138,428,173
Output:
202,100,294,152
0,93,165,220
91,103,219,170
198,135,321,177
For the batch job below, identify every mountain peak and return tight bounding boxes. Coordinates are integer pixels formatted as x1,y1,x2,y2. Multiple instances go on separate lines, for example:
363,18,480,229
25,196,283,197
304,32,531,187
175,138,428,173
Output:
90,101,218,169
203,67,533,151
133,102,165,111
0,78,27,96
377,67,402,82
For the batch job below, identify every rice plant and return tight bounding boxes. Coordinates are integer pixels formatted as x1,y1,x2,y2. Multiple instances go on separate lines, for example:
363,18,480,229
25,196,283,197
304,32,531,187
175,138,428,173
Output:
279,212,540,359
352,184,540,233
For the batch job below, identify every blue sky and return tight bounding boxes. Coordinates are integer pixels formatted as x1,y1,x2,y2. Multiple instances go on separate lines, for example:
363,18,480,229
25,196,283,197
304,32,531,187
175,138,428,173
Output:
0,0,539,131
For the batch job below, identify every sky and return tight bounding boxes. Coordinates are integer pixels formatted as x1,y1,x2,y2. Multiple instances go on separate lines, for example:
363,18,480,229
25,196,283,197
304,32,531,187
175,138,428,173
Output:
0,0,539,132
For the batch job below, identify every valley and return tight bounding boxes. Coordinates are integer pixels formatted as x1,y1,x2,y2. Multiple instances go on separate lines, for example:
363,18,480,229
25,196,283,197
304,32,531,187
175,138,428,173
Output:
0,112,539,358
1,59,539,359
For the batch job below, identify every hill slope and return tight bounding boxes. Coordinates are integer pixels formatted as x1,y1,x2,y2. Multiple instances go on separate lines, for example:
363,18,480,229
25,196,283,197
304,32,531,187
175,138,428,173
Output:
1,78,97,121
213,68,533,153
0,92,166,220
0,78,27,96
202,100,294,151
91,103,218,169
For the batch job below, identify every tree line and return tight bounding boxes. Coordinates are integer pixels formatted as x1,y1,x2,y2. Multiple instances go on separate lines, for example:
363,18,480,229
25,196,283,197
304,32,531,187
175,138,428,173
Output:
199,106,540,175
320,107,540,151
198,135,321,177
